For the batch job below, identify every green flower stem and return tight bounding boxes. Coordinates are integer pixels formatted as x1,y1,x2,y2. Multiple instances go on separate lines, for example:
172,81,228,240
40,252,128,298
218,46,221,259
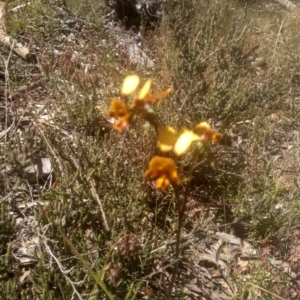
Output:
142,108,164,134
167,148,200,299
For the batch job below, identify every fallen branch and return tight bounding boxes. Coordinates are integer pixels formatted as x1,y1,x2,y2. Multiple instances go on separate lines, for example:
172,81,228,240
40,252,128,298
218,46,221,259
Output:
0,2,36,62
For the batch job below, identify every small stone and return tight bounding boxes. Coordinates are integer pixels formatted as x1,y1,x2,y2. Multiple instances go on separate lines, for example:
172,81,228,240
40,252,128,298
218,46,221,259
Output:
24,158,52,183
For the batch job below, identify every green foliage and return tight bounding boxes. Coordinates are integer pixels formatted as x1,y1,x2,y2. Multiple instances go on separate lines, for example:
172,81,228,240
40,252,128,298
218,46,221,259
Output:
0,204,15,279
1,0,300,299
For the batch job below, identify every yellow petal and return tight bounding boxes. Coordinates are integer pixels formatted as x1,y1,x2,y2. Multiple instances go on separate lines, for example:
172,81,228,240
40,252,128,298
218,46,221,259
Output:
109,98,128,117
121,75,140,96
174,130,201,156
139,79,152,100
211,133,223,142
114,117,129,132
144,156,180,190
195,122,222,142
143,87,171,101
196,122,211,131
155,176,170,190
157,127,177,152
170,171,181,186
152,88,172,100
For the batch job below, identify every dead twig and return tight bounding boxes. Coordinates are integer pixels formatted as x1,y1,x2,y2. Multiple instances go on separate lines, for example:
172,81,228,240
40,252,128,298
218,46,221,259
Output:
248,282,287,300
39,231,84,300
90,180,110,232
0,2,36,62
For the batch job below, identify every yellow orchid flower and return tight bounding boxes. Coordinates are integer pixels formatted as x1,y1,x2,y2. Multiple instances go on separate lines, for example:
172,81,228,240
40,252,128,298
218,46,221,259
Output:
109,75,171,131
144,156,180,190
157,127,201,156
195,122,222,142
109,98,131,131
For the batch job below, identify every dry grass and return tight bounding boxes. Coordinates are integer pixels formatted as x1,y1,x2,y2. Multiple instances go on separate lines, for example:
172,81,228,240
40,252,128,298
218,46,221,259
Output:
1,0,300,299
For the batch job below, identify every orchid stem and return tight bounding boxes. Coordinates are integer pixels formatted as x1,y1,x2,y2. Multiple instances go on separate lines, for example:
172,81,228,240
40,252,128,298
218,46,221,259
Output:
167,150,199,299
